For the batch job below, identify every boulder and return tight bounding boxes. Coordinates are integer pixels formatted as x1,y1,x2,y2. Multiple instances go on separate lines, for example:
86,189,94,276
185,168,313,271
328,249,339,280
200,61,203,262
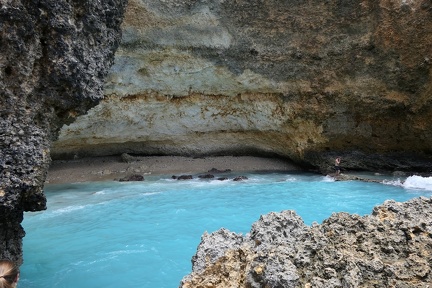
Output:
198,174,215,179
118,174,144,182
180,197,432,287
177,175,193,180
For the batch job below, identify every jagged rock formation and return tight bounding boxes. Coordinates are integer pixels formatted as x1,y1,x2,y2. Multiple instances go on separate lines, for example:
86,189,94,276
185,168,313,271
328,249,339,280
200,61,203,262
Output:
52,0,432,172
180,197,432,287
0,0,127,264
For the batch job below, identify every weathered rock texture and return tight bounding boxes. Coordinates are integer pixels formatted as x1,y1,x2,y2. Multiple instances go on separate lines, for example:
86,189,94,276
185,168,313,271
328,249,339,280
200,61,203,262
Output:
0,0,127,264
52,0,432,172
180,197,432,287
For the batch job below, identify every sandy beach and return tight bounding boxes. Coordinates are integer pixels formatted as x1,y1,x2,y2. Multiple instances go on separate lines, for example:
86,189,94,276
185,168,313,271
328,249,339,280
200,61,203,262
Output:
45,155,303,184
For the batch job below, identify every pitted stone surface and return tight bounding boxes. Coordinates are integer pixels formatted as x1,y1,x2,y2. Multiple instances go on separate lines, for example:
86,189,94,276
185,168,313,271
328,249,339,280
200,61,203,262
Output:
180,197,432,287
0,0,127,264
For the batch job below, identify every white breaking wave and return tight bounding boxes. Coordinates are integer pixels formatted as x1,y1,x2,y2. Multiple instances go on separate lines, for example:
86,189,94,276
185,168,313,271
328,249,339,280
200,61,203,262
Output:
35,204,89,219
139,192,162,197
53,205,88,214
107,249,149,256
322,175,336,182
93,190,106,195
384,175,432,191
402,175,432,191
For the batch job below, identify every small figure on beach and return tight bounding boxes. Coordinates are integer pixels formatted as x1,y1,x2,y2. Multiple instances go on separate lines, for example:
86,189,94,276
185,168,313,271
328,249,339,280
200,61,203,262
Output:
0,259,19,288
334,157,341,175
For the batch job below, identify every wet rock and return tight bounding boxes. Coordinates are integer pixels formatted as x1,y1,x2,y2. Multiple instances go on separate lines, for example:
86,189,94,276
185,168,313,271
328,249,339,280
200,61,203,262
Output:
332,174,382,183
233,176,248,181
198,174,215,179
208,168,232,173
118,174,144,182
177,175,193,180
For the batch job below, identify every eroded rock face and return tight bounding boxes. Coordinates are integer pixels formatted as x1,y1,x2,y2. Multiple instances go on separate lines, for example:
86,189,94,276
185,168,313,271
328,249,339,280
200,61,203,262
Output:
52,0,432,172
180,197,432,287
0,0,127,264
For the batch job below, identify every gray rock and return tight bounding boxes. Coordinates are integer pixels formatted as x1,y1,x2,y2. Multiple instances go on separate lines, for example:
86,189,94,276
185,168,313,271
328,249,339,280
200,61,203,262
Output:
118,174,144,182
0,0,127,264
121,153,138,163
181,197,432,287
190,228,245,274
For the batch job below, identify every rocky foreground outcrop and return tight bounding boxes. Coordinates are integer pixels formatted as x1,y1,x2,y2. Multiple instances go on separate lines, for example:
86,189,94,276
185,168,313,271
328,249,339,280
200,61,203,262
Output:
52,0,432,172
180,197,432,287
0,0,127,263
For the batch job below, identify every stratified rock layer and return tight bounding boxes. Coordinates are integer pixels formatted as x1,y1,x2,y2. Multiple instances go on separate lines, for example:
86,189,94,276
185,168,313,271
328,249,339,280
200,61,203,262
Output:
0,0,127,264
180,197,432,287
52,0,432,172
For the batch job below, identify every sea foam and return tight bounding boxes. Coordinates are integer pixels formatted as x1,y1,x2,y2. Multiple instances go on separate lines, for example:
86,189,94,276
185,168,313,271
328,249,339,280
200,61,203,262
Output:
384,175,432,191
402,175,432,191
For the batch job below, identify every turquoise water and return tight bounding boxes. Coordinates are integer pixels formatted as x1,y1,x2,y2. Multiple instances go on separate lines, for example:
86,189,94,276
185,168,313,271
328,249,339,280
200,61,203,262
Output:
19,172,432,288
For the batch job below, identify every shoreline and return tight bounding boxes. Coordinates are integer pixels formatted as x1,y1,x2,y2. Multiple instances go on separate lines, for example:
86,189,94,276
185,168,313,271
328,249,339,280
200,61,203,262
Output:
45,155,304,184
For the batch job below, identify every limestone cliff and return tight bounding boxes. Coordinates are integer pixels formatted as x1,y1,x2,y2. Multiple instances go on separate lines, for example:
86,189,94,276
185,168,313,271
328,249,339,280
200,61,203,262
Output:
52,0,432,172
180,197,432,287
0,0,127,263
